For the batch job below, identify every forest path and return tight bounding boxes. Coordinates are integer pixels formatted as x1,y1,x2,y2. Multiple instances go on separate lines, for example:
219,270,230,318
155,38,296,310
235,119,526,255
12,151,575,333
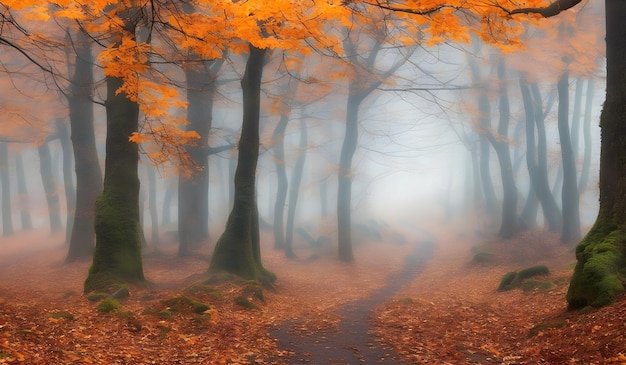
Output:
270,233,435,364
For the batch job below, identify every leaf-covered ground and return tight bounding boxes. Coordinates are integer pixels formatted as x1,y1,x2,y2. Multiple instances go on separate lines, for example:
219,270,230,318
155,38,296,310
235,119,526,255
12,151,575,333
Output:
0,224,625,364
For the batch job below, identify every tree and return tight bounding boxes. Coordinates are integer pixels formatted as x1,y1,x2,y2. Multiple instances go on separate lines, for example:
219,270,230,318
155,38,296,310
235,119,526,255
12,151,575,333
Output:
65,28,103,262
84,6,146,293
209,44,276,284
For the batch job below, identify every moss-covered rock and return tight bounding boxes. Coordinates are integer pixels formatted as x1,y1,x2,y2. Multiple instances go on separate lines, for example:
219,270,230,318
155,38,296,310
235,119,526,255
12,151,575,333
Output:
234,296,261,310
497,272,518,291
163,296,210,314
97,298,121,313
528,320,565,337
567,223,626,308
86,292,109,302
50,311,75,320
497,265,550,291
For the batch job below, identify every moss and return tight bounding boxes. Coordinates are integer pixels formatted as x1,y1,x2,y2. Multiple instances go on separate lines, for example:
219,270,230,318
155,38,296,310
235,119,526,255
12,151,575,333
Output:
97,298,121,313
50,311,74,320
110,286,130,300
567,223,626,308
497,272,518,291
397,297,414,305
234,296,260,310
163,296,210,314
243,281,265,302
183,284,222,300
497,266,550,291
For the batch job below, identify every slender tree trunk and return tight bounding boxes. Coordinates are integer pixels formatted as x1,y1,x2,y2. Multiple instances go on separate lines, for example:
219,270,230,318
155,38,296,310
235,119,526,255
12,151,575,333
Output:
567,0,626,308
530,83,562,230
490,57,517,238
15,153,32,230
557,70,581,243
57,118,75,243
146,163,159,245
162,179,174,225
84,74,144,293
38,141,63,234
285,118,307,258
578,79,594,195
0,143,13,237
66,30,103,262
209,45,275,284
337,91,364,262
272,113,289,250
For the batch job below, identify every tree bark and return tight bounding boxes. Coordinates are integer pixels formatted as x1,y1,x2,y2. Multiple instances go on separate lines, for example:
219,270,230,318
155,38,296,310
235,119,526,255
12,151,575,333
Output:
557,70,581,243
209,45,275,284
337,92,364,262
84,73,144,293
66,30,103,262
567,0,626,308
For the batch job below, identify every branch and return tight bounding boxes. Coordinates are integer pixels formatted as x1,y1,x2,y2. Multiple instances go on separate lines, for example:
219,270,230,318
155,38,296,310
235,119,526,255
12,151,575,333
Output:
207,144,234,155
363,0,447,15
502,0,583,17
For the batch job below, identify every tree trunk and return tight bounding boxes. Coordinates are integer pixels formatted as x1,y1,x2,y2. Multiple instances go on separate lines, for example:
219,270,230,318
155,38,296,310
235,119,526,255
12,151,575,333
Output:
557,70,581,243
520,77,562,231
272,113,289,250
491,57,517,238
57,118,75,244
567,0,626,308
66,30,103,262
15,153,32,230
146,163,159,245
84,74,144,293
38,141,63,234
285,118,308,258
0,143,13,236
178,60,222,256
209,45,275,285
578,78,594,195
530,83,563,230
337,91,364,262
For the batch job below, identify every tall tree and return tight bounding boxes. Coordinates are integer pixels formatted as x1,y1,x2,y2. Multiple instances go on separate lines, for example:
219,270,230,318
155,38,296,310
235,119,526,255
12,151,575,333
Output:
65,28,103,262
84,7,145,293
0,143,13,237
209,45,276,284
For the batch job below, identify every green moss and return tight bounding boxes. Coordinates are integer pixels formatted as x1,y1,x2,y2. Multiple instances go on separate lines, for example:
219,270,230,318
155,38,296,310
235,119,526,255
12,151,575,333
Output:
234,296,260,310
163,296,210,314
567,223,626,308
398,297,414,305
243,281,265,302
50,311,74,320
97,298,121,313
497,272,518,291
110,286,130,300
183,284,222,300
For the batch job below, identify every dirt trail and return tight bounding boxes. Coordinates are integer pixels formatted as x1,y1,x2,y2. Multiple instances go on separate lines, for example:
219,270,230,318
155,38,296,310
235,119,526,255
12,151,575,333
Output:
271,233,435,364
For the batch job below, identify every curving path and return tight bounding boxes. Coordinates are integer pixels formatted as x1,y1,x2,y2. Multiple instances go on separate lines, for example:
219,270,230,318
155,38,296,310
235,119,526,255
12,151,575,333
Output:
271,232,435,364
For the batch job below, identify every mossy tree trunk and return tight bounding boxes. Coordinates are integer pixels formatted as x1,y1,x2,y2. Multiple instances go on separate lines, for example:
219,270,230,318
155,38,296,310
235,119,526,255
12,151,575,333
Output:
84,73,145,293
66,29,103,262
209,44,275,284
567,0,626,308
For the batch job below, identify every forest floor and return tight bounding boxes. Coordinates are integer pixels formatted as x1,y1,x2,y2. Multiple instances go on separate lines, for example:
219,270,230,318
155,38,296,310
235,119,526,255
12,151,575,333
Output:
0,222,625,364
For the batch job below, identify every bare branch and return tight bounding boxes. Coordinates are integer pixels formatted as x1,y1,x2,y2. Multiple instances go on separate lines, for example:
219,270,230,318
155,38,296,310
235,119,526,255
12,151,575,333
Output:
501,0,583,17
